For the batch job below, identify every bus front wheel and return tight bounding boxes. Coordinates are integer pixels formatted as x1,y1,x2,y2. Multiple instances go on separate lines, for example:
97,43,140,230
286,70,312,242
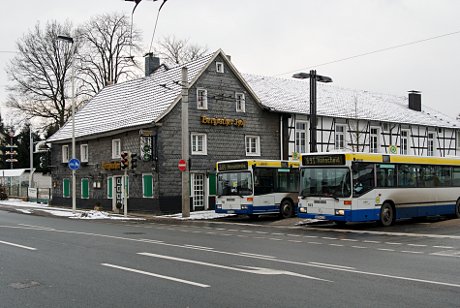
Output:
379,203,395,227
280,199,295,218
455,199,460,218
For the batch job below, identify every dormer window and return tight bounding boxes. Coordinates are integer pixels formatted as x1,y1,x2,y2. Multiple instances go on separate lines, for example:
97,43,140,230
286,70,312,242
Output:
216,62,224,73
235,92,245,112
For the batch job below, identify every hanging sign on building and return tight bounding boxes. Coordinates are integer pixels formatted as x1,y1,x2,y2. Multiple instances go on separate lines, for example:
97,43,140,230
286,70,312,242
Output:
103,161,121,170
200,115,245,127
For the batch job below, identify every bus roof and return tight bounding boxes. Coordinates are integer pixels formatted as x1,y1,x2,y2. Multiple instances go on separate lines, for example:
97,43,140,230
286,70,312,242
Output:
300,152,460,166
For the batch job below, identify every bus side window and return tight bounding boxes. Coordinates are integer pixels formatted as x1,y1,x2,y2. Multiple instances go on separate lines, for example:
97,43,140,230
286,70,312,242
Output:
453,167,460,187
352,163,375,196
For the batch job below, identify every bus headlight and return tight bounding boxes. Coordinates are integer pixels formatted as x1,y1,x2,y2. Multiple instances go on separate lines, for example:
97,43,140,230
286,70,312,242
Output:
216,204,222,209
241,204,248,210
335,209,345,216
299,207,307,213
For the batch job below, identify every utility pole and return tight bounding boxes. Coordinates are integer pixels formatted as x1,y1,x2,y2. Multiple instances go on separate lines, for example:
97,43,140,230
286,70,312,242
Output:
181,67,190,218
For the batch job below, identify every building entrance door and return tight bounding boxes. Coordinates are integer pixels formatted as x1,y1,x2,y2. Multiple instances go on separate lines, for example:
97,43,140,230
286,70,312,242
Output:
192,173,205,210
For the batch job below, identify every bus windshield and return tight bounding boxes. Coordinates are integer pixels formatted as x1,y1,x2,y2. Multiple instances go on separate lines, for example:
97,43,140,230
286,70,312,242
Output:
300,167,351,198
217,171,253,196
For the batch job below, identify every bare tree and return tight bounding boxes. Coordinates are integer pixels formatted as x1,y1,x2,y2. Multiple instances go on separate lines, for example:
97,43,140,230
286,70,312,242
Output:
5,21,75,130
76,12,142,97
155,35,209,65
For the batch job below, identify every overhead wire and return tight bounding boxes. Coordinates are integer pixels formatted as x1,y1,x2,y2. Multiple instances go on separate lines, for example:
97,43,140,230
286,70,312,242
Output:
276,30,460,77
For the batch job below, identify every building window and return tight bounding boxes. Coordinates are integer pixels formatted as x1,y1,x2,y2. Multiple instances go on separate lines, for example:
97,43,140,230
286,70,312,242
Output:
335,125,346,150
400,130,409,155
191,133,207,155
457,131,460,152
62,145,70,163
245,135,260,156
295,122,307,153
370,127,380,153
197,88,208,110
143,174,154,198
81,178,89,199
80,144,88,162
216,62,224,73
112,139,121,159
107,177,113,199
235,92,245,112
427,132,435,156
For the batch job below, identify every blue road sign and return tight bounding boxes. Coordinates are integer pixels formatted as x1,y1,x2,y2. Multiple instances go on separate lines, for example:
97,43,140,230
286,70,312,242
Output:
68,158,81,171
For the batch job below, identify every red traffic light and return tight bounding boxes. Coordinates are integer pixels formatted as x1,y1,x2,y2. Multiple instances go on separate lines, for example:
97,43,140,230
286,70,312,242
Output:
120,151,129,169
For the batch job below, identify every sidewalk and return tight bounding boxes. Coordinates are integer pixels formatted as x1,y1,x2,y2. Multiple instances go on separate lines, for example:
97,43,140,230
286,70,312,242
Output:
0,198,235,221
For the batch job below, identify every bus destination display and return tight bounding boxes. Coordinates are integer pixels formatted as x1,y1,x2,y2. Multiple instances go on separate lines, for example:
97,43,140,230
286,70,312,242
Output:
218,161,249,171
302,154,346,166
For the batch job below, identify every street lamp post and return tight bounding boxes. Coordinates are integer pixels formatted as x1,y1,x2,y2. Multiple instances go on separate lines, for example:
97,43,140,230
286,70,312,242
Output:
57,35,76,212
292,70,332,153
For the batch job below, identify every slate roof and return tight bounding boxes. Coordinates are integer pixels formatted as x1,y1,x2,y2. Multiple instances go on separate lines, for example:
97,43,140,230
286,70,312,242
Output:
47,52,217,142
244,73,460,129
48,49,460,143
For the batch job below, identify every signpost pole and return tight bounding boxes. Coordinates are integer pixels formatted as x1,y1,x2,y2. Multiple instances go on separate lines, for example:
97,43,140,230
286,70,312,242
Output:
123,168,128,218
181,67,190,218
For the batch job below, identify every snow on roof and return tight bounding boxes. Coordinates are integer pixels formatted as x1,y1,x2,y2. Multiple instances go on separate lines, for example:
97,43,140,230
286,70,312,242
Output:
47,51,217,142
243,74,460,129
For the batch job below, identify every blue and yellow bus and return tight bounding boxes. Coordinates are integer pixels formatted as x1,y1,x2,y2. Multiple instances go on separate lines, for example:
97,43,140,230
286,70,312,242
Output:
215,160,299,218
297,152,460,226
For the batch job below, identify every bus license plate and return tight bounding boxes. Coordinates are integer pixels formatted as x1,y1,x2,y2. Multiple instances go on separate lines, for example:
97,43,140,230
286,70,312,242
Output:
315,215,326,220
227,210,235,214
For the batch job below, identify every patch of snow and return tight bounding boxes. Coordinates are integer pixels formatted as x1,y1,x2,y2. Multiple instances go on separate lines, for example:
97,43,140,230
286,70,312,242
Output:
160,210,235,220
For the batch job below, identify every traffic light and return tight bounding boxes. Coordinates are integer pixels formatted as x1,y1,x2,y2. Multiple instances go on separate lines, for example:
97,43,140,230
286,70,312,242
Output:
120,151,129,169
129,152,138,170
39,154,47,169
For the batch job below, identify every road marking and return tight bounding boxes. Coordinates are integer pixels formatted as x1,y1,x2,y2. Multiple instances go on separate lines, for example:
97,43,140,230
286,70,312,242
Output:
385,242,402,245
430,251,460,258
241,230,253,233
138,252,331,282
328,244,344,247
309,262,355,270
433,246,454,249
303,235,318,238
101,263,210,288
183,245,214,250
287,234,301,237
401,251,424,254
255,231,268,234
407,244,427,247
322,237,338,240
0,240,37,251
308,241,323,245
268,237,283,241
363,240,381,243
271,232,284,236
238,252,276,259
351,246,367,249
288,240,303,243
378,248,395,252
340,239,358,242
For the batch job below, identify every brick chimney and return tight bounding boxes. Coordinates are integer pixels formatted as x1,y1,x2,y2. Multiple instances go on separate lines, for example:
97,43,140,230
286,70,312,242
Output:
144,53,160,76
408,90,421,112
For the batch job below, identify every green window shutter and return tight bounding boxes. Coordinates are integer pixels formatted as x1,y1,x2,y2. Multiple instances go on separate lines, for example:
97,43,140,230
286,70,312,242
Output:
81,178,89,199
63,178,70,198
143,174,153,198
208,173,216,196
107,177,113,199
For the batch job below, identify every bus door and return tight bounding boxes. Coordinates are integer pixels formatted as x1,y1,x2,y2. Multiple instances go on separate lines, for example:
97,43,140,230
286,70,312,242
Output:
352,162,379,221
253,168,276,212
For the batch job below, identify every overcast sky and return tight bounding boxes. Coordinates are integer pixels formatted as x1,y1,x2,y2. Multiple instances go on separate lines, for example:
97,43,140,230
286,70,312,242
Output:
1,0,459,126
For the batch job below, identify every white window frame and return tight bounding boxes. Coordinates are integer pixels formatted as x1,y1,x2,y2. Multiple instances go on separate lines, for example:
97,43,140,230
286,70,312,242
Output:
335,124,346,150
80,144,88,162
112,139,121,159
245,135,260,156
370,127,380,153
427,132,435,156
191,133,207,155
235,92,245,112
62,145,70,163
196,88,208,110
216,62,224,73
400,130,409,155
295,121,307,153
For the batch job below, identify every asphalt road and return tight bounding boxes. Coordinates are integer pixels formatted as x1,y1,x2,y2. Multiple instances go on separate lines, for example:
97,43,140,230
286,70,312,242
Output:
1,210,459,307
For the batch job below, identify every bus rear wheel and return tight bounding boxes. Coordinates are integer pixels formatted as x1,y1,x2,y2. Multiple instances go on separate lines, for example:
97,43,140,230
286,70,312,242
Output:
379,202,395,227
280,199,295,218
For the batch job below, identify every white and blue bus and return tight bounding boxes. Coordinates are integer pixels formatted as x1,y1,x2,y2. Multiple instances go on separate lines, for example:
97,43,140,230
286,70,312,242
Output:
297,152,460,226
216,160,299,218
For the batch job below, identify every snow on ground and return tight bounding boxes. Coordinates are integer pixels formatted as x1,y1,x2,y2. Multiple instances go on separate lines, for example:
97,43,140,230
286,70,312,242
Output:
0,199,233,220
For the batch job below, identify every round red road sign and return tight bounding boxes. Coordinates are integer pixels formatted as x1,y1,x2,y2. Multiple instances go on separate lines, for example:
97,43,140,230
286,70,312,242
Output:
178,159,187,172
